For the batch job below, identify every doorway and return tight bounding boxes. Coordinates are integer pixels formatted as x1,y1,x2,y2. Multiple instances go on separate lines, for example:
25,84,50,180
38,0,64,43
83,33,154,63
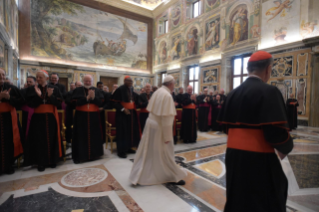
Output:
100,77,118,93
59,77,69,92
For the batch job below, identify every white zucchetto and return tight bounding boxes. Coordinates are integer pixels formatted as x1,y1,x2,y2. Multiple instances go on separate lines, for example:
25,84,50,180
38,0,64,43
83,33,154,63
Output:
163,75,174,83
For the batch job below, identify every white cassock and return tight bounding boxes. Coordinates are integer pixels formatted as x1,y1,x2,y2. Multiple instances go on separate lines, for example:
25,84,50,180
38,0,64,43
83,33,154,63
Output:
129,85,187,185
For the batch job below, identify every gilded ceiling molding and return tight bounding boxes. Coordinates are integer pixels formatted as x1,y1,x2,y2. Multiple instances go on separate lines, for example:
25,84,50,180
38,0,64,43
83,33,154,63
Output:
153,0,179,18
93,0,154,18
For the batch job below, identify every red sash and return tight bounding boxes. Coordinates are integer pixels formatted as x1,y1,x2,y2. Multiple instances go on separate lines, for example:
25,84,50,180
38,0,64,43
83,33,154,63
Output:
76,104,99,112
120,102,141,138
183,103,196,110
121,102,136,110
227,128,274,153
34,104,62,157
0,103,23,157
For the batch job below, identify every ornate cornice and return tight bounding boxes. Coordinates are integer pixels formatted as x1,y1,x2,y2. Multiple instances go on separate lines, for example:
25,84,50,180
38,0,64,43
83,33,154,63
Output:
153,0,179,18
93,0,154,18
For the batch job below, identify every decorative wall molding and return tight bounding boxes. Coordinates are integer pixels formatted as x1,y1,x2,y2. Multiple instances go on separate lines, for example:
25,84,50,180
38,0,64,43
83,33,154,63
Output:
20,60,153,77
303,36,319,47
259,41,306,54
199,59,222,67
94,0,154,18
153,0,180,18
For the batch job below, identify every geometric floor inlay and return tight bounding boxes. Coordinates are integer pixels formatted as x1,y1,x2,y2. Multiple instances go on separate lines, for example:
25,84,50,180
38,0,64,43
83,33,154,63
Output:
0,188,118,212
61,168,108,188
195,160,225,178
288,154,319,189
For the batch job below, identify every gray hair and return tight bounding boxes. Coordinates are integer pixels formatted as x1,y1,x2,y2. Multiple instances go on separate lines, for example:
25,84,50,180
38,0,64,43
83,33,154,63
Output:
83,75,93,82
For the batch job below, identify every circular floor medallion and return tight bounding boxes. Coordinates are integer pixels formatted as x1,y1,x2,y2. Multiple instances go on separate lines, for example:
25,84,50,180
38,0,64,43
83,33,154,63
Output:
61,168,108,188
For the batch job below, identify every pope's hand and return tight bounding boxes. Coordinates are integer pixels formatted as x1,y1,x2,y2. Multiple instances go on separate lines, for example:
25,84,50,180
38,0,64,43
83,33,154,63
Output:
47,88,54,97
34,86,42,97
277,151,287,160
165,141,170,144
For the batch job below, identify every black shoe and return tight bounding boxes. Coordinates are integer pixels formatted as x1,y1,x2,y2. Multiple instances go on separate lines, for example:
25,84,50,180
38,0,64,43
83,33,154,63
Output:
169,180,186,185
73,160,80,164
50,164,56,168
37,166,45,172
6,167,15,175
118,153,127,158
127,149,136,154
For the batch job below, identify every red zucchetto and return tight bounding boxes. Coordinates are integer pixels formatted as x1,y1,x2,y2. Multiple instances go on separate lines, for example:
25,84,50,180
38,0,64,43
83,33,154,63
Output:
37,69,49,77
248,51,272,62
124,76,131,80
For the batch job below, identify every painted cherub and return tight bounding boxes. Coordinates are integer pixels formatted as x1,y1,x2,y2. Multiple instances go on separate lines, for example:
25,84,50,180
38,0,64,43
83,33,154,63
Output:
300,20,318,38
266,0,294,23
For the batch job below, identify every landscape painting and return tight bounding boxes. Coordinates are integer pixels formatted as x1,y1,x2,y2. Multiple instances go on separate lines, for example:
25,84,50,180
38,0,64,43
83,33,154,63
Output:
30,0,148,70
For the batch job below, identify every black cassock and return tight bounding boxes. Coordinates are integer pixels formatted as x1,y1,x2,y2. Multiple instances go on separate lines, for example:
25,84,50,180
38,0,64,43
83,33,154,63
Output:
211,100,222,131
50,83,67,97
180,93,197,143
65,90,76,144
20,88,28,134
219,94,226,103
217,77,293,212
50,83,66,109
139,92,152,133
175,93,183,108
286,98,299,130
197,95,211,132
19,88,36,162
0,83,24,174
72,87,104,163
26,84,63,167
20,88,29,144
172,93,178,144
112,85,140,155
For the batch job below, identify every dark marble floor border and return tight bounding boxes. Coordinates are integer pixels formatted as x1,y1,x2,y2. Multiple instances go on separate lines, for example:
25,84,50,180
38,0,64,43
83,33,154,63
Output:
164,183,217,212
177,154,227,188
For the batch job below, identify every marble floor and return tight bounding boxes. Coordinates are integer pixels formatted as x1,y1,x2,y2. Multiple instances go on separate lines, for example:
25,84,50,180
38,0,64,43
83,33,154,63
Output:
0,126,318,212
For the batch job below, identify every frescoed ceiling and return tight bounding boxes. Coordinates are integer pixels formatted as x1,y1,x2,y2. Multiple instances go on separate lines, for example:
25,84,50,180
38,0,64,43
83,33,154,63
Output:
122,0,165,10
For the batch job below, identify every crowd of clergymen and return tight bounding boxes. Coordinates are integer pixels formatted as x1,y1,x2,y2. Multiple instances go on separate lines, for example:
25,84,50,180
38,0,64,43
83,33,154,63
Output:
0,68,228,175
0,68,298,175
